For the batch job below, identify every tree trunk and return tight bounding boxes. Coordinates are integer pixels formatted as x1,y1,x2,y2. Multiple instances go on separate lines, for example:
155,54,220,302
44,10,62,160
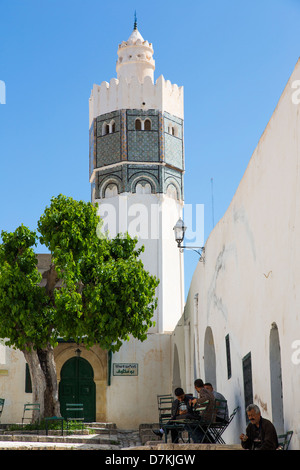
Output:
37,345,61,417
23,347,46,422
23,344,61,422
22,262,61,421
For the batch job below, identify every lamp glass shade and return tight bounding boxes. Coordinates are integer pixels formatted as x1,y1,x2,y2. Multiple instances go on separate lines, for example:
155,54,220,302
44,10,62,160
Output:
173,218,186,245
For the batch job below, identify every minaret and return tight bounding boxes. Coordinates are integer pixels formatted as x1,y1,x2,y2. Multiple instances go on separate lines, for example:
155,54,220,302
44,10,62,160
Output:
89,20,185,332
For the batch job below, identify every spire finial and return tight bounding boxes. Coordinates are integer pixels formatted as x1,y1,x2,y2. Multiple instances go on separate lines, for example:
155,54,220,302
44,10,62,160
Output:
134,10,137,30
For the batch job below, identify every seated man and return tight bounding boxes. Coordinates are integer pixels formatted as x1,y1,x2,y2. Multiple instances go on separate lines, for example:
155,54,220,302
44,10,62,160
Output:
240,404,279,450
204,382,229,423
192,379,216,424
153,387,205,443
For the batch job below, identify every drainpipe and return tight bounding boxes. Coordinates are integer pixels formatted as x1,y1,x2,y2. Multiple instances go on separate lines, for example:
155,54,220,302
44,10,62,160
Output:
194,293,200,377
107,350,112,386
184,324,191,392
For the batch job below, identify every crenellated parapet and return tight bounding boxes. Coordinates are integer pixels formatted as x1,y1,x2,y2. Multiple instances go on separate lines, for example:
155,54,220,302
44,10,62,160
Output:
89,74,184,128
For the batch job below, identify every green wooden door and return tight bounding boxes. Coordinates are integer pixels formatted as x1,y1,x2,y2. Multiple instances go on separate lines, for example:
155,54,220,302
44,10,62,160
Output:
59,357,96,422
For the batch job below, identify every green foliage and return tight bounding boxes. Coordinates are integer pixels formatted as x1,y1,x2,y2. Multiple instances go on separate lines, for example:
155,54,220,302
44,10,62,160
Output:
73,233,158,351
6,420,91,434
0,195,159,353
38,194,100,257
0,225,53,350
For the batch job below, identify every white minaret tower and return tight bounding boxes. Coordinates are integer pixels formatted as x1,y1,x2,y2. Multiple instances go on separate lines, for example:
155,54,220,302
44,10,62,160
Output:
89,19,185,332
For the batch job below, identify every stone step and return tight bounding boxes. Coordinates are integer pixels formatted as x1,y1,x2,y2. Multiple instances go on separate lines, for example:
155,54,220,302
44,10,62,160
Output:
85,427,113,435
0,442,118,450
0,434,101,444
0,435,125,447
87,422,116,429
0,422,118,445
0,422,116,437
139,423,164,445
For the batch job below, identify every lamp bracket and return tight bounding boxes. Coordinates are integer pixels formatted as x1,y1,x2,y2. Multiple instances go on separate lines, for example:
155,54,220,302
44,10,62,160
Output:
178,245,205,261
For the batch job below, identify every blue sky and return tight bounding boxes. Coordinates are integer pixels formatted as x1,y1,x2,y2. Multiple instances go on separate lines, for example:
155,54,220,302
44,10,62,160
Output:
0,0,300,297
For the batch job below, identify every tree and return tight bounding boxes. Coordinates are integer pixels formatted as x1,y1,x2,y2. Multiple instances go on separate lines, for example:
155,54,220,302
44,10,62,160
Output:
0,195,158,420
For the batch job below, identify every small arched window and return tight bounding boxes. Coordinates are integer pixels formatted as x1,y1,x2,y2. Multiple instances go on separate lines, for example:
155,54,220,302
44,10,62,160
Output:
102,123,109,136
167,184,178,200
136,182,152,194
104,183,118,198
144,119,151,131
135,119,142,131
168,125,178,137
110,120,116,133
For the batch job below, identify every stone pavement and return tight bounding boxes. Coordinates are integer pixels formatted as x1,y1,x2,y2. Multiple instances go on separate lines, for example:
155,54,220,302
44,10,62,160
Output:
0,433,141,450
0,422,242,450
0,438,242,451
0,423,142,450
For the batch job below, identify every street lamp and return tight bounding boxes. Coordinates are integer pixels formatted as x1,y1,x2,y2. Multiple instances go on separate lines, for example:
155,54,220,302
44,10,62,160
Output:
173,218,187,247
173,217,205,261
75,348,82,357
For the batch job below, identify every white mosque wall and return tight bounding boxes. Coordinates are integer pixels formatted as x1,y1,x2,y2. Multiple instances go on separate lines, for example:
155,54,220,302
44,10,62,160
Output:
172,58,300,449
106,333,172,429
96,191,185,333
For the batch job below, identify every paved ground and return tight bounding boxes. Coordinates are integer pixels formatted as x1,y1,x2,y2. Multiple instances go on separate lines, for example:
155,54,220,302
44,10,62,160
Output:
0,425,244,451
0,429,142,450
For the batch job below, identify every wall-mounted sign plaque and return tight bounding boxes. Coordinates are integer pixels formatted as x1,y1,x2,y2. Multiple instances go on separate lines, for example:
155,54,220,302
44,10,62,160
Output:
113,363,138,376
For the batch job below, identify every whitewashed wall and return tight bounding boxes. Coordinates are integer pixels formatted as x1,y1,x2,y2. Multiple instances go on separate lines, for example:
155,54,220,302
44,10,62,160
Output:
0,344,32,424
106,333,172,429
96,191,184,333
172,58,300,449
89,75,183,127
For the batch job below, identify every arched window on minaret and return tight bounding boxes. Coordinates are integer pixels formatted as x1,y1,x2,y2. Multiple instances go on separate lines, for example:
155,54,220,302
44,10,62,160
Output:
102,123,110,135
167,184,178,200
110,120,116,133
104,183,118,198
136,182,152,194
168,125,178,137
135,118,142,130
144,119,151,131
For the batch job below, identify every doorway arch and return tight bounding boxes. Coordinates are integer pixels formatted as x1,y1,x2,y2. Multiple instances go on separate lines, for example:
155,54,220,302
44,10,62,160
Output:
59,356,96,422
269,323,284,434
204,327,217,388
